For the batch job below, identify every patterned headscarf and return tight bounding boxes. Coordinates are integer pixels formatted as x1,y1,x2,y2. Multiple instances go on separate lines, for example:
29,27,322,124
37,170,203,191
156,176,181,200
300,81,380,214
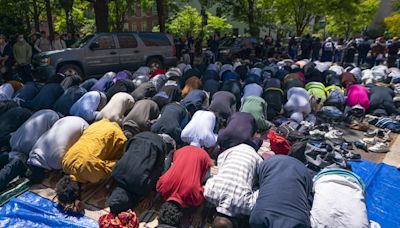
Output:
99,210,139,228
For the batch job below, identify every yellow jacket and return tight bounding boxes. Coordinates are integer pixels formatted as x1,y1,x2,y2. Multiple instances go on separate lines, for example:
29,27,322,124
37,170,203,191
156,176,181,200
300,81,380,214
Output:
62,118,127,183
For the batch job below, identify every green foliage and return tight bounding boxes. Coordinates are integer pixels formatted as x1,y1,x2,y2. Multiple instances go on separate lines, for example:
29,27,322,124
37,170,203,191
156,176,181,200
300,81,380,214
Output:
54,2,92,34
163,6,231,39
385,13,400,37
326,0,379,37
0,0,29,35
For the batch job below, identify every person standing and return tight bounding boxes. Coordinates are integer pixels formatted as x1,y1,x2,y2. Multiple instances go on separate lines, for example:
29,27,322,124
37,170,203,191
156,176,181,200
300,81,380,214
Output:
52,32,66,50
187,33,195,66
357,37,370,66
387,37,399,67
301,34,312,59
312,37,322,61
370,37,387,66
34,31,52,53
209,35,220,62
13,34,32,66
334,38,345,63
321,37,335,62
344,38,357,64
0,34,14,77
288,36,298,59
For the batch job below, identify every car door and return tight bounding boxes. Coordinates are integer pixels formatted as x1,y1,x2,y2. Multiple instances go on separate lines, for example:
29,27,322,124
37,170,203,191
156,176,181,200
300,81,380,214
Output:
116,33,142,71
84,34,120,76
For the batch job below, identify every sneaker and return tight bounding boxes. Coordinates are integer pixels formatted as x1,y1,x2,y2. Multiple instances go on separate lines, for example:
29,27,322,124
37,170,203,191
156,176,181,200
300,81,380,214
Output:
364,129,379,137
354,141,368,151
368,142,390,153
362,137,376,144
325,130,343,140
309,129,326,136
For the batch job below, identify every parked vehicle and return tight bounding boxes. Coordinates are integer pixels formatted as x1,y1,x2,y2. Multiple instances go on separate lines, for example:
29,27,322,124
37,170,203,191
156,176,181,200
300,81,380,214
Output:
218,37,259,62
33,32,177,78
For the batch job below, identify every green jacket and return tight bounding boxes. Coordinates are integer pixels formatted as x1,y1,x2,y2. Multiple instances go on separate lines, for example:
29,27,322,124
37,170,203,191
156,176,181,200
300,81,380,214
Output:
240,96,272,132
13,41,32,65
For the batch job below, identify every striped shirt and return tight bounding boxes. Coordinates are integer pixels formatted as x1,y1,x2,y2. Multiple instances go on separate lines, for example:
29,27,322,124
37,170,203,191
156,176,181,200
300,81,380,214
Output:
204,144,262,216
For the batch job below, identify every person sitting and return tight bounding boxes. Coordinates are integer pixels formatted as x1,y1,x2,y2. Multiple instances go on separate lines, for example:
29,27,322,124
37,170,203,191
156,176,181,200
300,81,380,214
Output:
150,74,168,92
180,89,208,116
107,132,167,214
367,84,398,116
181,110,218,149
123,99,160,138
70,91,107,123
217,112,257,152
106,79,135,101
182,76,202,98
156,146,211,227
240,96,272,132
158,84,182,103
242,83,263,103
96,92,135,125
202,69,220,99
204,142,262,226
310,168,369,227
345,84,370,117
13,81,42,105
262,78,283,120
60,75,82,90
90,72,115,92
56,118,127,212
249,155,313,228
27,116,89,172
22,80,64,111
131,82,157,101
0,83,14,101
305,82,327,112
220,78,242,110
340,72,356,88
0,107,32,150
151,103,189,145
53,85,87,116
0,110,59,191
284,87,311,123
208,91,237,124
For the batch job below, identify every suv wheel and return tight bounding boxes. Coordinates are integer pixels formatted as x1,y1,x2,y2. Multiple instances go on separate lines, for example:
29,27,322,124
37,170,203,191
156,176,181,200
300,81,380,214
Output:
59,64,83,77
147,57,164,69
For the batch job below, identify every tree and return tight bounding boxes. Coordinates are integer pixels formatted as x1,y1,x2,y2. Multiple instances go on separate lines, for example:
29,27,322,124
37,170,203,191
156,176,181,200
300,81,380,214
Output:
87,0,109,32
384,13,400,37
326,0,379,38
156,0,165,32
216,0,273,37
109,0,135,31
59,0,75,35
45,0,55,38
161,6,231,39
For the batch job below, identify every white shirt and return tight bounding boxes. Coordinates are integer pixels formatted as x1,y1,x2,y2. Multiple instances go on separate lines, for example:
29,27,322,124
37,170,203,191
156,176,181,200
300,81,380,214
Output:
27,116,89,170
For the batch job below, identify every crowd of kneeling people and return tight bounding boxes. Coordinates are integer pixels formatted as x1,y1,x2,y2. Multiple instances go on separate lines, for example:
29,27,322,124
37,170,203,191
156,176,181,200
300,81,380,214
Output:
0,57,399,228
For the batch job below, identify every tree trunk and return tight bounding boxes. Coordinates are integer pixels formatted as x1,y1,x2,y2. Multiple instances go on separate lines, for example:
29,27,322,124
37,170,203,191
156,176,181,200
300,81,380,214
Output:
93,0,109,32
60,0,75,35
45,0,54,39
32,0,40,32
156,0,165,32
247,0,259,37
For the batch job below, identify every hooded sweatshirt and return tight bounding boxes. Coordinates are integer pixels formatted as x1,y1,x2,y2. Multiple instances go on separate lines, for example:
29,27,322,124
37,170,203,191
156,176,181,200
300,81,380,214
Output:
156,146,211,208
28,116,89,170
62,119,127,183
96,92,135,125
181,110,218,148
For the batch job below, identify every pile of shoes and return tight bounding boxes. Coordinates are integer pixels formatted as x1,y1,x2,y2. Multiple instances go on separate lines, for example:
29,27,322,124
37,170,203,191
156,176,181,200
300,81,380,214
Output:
359,129,391,153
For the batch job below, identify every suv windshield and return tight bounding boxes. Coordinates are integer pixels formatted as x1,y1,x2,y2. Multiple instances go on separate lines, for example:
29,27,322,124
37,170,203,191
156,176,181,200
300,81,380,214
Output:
71,35,94,48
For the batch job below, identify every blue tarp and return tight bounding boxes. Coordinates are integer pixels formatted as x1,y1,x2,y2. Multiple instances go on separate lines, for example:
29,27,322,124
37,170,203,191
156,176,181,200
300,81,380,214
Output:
350,160,400,228
0,191,97,228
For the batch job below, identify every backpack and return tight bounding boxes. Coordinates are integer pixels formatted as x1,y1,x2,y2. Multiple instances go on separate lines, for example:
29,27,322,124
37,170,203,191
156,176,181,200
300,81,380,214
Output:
324,42,333,51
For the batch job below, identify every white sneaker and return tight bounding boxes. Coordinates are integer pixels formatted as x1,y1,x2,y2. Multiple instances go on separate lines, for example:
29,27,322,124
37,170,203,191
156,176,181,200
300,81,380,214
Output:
368,142,390,153
309,129,326,136
325,130,343,140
